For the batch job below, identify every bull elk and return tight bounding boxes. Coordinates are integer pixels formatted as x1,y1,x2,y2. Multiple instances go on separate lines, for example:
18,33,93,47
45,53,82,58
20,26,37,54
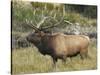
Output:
26,17,90,66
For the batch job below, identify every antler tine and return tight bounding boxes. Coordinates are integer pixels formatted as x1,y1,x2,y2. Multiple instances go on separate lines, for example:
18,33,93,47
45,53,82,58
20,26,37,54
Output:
42,16,64,30
64,20,73,25
25,19,41,32
25,16,64,32
36,16,48,28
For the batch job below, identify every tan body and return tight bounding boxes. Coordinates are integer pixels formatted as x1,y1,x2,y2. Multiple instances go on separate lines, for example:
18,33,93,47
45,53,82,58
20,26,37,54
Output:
40,33,90,64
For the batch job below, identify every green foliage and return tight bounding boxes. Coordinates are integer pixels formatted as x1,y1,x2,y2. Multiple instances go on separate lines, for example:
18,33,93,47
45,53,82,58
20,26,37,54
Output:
12,1,34,32
65,4,97,19
63,12,97,27
12,1,97,33
83,6,97,18
12,2,32,21
31,2,63,12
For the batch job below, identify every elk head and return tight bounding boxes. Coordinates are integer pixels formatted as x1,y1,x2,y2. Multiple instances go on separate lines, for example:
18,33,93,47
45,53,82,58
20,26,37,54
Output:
25,16,64,55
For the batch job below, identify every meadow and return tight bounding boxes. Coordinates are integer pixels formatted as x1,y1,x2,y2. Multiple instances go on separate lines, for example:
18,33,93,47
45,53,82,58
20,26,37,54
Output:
12,39,97,74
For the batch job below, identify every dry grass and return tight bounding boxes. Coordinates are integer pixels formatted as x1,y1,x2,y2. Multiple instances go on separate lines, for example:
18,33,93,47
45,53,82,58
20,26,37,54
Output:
12,40,97,74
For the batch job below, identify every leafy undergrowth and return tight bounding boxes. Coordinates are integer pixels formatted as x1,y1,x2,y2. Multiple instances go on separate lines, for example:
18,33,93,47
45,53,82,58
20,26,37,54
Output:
12,41,97,74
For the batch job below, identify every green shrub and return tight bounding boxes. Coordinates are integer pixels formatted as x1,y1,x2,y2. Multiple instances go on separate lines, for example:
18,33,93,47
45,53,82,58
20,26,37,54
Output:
12,1,97,32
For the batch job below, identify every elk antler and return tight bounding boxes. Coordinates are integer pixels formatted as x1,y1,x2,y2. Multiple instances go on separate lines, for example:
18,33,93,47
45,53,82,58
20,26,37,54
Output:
25,15,64,32
42,16,64,30
25,19,41,32
64,20,74,25
25,16,48,30
36,17,48,28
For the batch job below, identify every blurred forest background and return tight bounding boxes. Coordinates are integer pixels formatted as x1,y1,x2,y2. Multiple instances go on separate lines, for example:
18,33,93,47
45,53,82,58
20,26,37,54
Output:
12,0,97,74
12,1,97,33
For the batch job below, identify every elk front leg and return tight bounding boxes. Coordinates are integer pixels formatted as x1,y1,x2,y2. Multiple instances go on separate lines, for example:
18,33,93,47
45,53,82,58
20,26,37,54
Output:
52,56,58,71
62,55,67,65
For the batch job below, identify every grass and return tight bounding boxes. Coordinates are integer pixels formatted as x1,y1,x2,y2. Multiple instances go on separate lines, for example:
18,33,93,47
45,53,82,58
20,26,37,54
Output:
64,12,97,26
12,40,97,74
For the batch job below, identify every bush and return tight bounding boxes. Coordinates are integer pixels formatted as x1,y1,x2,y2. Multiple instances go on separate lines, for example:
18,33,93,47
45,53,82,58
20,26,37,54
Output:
12,1,97,33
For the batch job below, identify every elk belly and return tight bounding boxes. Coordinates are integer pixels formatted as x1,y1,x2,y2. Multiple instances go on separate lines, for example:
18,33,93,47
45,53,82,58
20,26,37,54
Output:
65,38,82,56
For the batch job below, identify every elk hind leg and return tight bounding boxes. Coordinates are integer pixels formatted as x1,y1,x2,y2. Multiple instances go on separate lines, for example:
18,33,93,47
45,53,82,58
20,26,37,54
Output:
80,49,88,59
